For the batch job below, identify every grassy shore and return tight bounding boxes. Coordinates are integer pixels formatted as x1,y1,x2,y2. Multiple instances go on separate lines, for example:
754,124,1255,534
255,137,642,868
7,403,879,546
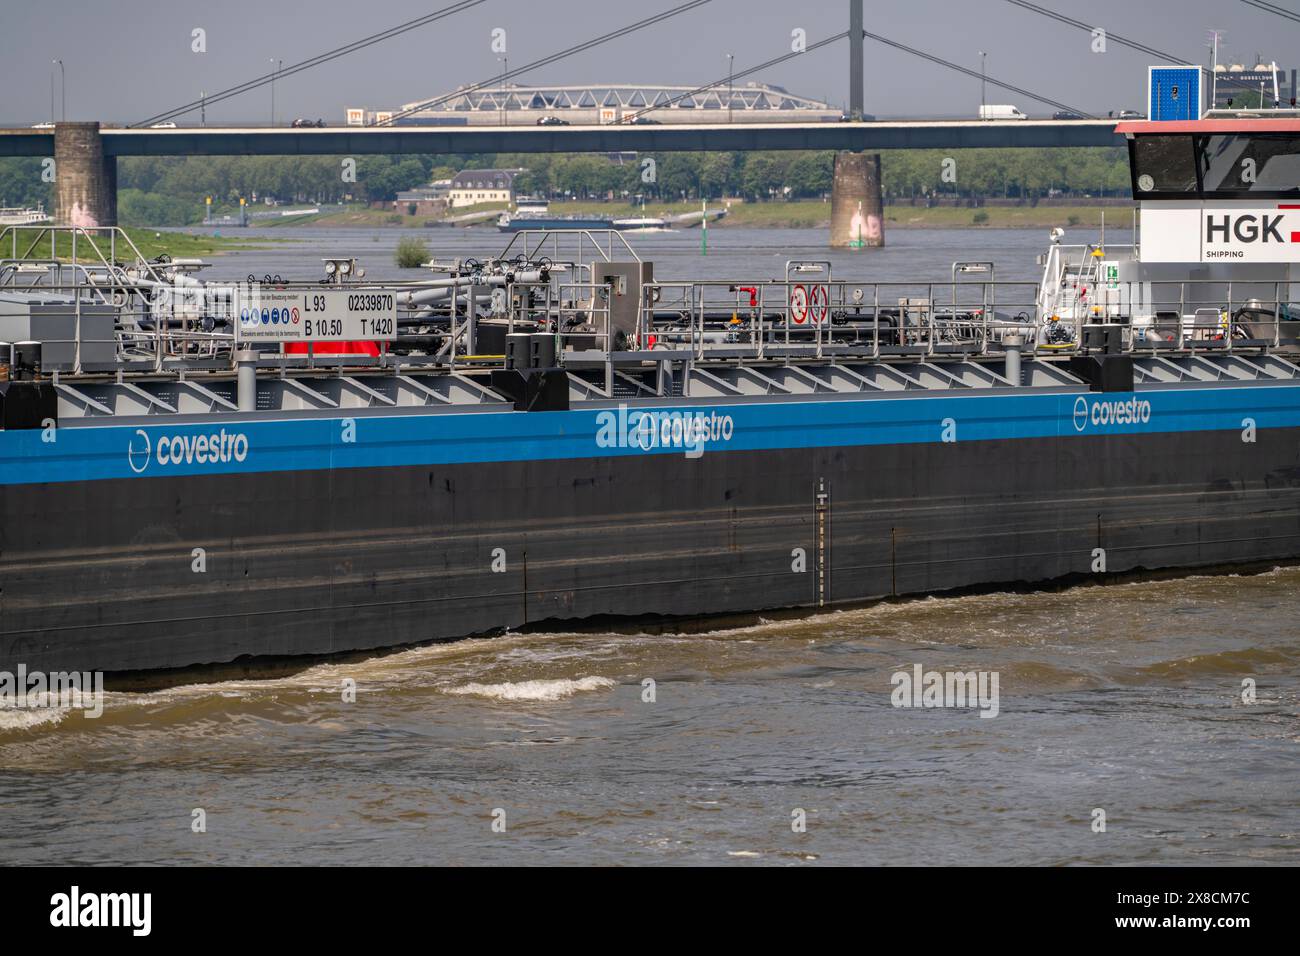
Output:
246,199,1134,231
553,200,1131,229
253,202,508,229
883,204,1132,229
491,197,1133,228
253,206,408,228
1,226,270,261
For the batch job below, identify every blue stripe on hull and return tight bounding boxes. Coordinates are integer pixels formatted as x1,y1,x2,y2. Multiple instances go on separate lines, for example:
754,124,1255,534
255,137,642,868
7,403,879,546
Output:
2,385,1299,486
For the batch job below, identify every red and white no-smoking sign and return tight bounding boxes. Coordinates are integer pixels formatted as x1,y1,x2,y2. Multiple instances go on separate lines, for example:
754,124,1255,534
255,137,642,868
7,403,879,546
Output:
789,284,809,324
790,283,829,325
808,284,828,325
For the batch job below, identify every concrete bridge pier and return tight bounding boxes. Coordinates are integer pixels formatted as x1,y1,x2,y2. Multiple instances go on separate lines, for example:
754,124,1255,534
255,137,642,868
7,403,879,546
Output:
830,151,883,248
54,122,116,228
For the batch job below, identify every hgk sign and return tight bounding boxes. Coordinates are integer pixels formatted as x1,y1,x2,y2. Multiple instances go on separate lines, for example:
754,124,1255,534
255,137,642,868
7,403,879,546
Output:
1140,202,1300,262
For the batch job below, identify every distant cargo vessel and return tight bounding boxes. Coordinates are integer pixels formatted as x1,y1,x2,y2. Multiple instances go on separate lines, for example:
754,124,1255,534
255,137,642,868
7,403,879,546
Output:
498,198,668,232
6,117,1300,675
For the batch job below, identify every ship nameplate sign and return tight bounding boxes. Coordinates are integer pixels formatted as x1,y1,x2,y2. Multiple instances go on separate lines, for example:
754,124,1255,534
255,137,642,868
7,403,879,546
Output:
235,289,397,342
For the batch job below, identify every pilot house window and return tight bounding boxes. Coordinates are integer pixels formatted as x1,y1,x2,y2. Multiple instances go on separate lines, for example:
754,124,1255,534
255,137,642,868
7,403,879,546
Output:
1131,135,1198,195
1199,134,1300,195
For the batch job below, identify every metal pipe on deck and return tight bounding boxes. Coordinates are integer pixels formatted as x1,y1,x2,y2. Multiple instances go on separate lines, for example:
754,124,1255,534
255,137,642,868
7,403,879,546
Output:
404,281,499,308
235,349,258,410
1003,333,1023,386
465,285,480,355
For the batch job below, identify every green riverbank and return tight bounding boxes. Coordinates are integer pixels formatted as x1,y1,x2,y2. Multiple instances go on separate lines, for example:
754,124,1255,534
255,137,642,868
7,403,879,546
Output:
246,200,1132,231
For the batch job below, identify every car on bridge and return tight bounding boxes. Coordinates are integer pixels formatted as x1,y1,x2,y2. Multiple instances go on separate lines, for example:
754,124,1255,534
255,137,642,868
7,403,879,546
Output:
536,115,570,126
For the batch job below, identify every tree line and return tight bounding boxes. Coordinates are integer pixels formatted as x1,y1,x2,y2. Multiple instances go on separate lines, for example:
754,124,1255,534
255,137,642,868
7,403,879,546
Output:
504,148,1131,203
0,147,1132,227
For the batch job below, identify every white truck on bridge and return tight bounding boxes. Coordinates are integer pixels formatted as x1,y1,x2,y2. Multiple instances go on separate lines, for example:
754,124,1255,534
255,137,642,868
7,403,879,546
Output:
978,104,1028,120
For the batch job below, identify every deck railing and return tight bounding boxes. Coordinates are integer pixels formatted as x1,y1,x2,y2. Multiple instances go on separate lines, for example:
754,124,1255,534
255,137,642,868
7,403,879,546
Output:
0,227,1296,381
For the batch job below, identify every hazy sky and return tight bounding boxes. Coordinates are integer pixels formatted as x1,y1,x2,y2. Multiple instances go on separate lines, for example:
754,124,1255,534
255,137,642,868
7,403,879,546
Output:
1,0,1292,125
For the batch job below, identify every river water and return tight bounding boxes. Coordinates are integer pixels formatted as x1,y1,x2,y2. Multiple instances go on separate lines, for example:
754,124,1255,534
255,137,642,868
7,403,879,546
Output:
0,226,1295,866
186,221,1062,284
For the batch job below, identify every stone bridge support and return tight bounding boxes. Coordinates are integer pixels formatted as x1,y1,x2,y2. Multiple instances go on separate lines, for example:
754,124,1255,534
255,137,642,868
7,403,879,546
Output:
830,151,883,248
54,122,116,228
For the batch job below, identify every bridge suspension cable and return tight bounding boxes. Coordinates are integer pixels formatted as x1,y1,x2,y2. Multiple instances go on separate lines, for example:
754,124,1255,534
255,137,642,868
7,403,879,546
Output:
624,31,852,123
1006,0,1281,105
133,0,487,128
861,30,1093,117
375,0,713,126
1239,0,1300,26
624,26,1088,124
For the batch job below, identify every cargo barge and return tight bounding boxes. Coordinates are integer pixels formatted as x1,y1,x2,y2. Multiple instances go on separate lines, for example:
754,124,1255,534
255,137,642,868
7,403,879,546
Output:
497,198,669,232
6,117,1300,674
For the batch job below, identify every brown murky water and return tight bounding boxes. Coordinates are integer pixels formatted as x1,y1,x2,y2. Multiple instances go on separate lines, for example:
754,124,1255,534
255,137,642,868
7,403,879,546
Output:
2,570,1297,865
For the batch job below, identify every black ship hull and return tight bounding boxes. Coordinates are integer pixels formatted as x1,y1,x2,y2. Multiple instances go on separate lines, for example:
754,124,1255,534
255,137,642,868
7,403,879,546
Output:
5,405,1300,674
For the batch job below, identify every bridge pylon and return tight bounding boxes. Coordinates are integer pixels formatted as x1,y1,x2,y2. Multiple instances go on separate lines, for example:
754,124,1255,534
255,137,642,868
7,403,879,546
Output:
54,122,116,228
831,151,883,248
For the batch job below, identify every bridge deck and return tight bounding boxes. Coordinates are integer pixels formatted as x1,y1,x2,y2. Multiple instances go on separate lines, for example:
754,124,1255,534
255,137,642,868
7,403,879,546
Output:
0,120,1123,157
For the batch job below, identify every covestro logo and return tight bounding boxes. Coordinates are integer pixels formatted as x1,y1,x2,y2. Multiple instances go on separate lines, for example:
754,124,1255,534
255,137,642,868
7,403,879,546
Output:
596,404,734,459
127,428,250,474
1072,395,1152,433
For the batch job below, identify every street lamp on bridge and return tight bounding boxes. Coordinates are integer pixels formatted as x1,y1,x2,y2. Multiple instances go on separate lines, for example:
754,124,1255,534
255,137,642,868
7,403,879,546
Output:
52,59,64,123
269,58,282,126
727,53,735,124
497,56,508,126
979,51,987,114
